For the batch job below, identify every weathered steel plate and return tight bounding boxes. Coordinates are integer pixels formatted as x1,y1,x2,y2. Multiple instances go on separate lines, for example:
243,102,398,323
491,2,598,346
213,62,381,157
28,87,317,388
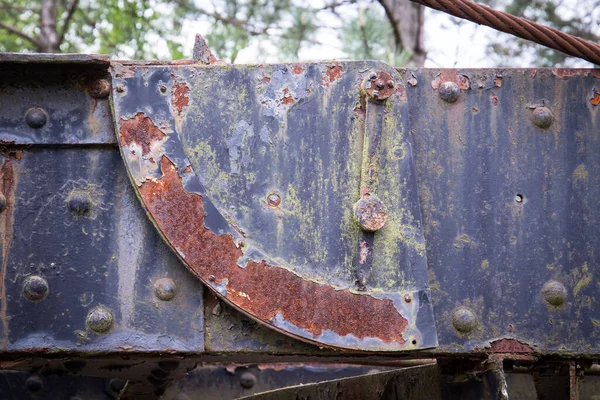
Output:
110,61,437,351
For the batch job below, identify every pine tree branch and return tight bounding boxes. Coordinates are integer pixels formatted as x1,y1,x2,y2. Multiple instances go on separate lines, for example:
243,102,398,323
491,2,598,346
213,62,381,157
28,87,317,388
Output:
58,0,79,46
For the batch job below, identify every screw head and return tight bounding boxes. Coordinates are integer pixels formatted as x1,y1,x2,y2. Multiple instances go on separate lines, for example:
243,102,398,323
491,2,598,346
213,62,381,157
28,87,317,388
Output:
22,275,49,302
86,306,114,333
154,277,176,301
532,106,553,129
267,193,281,207
542,280,567,306
88,79,111,99
354,195,388,232
67,191,91,215
439,81,460,103
240,372,257,389
452,307,477,333
25,107,47,128
25,375,43,392
0,192,6,213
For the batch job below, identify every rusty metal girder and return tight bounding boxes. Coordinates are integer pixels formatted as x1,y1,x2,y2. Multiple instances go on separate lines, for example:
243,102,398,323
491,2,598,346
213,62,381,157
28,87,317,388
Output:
110,61,437,352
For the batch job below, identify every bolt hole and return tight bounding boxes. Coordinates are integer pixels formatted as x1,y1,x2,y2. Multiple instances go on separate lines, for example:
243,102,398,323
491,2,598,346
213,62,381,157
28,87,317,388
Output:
515,194,524,203
412,339,417,345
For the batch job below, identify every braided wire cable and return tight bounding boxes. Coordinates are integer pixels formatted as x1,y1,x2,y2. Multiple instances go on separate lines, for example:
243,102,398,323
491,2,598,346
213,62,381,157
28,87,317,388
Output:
410,0,600,65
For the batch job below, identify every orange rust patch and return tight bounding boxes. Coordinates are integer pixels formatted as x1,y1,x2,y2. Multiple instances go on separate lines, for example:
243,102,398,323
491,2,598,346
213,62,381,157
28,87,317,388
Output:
495,76,503,87
138,157,408,344
261,76,271,84
491,92,499,104
431,71,470,90
322,64,343,87
292,64,305,74
457,74,470,90
281,88,294,105
119,112,166,156
172,83,190,113
489,338,533,354
553,68,600,78
590,88,600,106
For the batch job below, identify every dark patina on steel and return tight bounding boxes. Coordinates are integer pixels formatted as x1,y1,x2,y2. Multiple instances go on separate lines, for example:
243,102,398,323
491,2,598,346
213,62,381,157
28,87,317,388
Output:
110,61,436,351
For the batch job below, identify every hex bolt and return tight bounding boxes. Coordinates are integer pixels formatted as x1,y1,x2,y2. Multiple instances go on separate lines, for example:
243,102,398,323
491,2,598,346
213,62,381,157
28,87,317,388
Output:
68,191,91,215
154,277,176,301
542,280,567,306
25,107,47,129
22,275,49,302
452,307,477,333
240,372,257,389
89,79,111,99
532,106,553,129
354,195,388,232
0,192,6,213
267,193,281,207
25,375,43,392
86,306,114,333
438,81,460,103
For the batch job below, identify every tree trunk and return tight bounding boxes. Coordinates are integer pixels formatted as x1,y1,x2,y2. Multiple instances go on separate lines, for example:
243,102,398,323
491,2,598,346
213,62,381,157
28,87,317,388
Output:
378,0,426,66
39,0,59,52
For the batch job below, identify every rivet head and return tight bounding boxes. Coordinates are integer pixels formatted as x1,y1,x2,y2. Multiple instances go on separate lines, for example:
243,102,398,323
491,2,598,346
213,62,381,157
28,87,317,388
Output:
0,192,6,213
439,81,460,103
25,107,47,128
354,195,388,232
154,277,176,301
404,294,412,303
25,375,43,392
86,306,114,333
532,106,553,129
386,80,395,89
240,372,257,389
542,280,567,306
267,193,281,207
452,307,477,333
22,275,49,302
67,191,91,215
88,79,111,99
160,84,168,93
208,275,216,282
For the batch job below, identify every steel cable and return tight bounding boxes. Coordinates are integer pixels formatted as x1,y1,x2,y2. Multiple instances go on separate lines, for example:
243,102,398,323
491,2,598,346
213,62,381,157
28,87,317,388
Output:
409,0,600,65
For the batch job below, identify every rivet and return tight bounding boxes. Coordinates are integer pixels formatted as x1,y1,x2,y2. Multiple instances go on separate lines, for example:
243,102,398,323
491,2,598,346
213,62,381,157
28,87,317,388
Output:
86,306,114,333
68,191,91,215
452,307,477,333
240,372,257,389
369,72,377,80
438,81,460,103
22,275,49,302
353,195,388,232
267,193,281,207
386,80,395,89
404,294,412,303
154,277,176,301
532,106,553,129
542,280,567,306
0,192,6,213
160,84,168,93
25,107,47,128
208,275,216,282
89,79,111,99
25,375,43,392
374,79,386,90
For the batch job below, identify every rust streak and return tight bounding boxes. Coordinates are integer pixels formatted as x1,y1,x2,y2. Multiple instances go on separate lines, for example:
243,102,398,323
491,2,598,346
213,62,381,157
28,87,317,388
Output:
0,157,16,348
138,156,408,344
172,83,190,114
119,113,166,156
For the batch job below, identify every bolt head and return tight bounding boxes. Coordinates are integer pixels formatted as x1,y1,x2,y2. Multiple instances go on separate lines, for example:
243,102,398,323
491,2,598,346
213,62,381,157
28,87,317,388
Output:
87,306,114,333
354,195,388,232
267,193,281,207
532,106,553,129
240,372,257,389
452,307,477,333
154,277,176,301
25,107,47,129
89,79,111,99
438,81,460,103
542,280,567,306
22,275,49,302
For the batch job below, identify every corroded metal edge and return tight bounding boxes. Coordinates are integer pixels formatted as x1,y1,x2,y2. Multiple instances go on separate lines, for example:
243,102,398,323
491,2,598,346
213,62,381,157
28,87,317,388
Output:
0,53,110,65
109,60,435,351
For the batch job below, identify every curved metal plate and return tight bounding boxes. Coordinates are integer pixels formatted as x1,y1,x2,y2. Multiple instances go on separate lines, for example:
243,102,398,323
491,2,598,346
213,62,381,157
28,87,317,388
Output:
110,60,437,351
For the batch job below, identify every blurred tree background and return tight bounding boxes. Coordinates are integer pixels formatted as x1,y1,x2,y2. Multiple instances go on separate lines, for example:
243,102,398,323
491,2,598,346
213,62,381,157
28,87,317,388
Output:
0,0,598,67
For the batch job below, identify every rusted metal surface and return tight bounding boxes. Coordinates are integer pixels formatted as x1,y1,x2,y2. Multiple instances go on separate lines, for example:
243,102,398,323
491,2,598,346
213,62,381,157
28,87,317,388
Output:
111,61,436,351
